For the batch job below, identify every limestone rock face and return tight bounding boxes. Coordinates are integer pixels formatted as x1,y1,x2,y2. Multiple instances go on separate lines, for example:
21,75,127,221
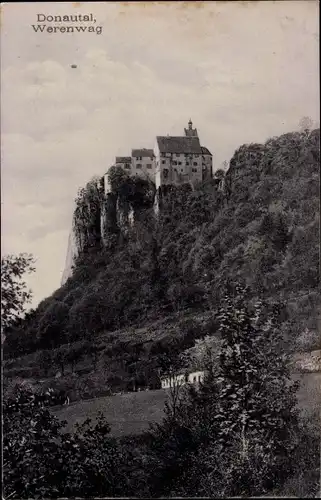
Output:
116,196,132,235
61,223,78,285
61,175,195,284
101,192,118,239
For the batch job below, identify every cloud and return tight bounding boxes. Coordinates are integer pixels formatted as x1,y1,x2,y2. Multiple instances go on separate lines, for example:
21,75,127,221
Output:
1,1,319,307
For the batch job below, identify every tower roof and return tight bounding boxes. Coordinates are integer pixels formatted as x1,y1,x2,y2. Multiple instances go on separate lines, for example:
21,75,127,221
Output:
184,119,198,138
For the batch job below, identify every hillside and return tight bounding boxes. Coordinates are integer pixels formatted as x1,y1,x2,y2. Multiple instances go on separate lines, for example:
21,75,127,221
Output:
3,127,320,399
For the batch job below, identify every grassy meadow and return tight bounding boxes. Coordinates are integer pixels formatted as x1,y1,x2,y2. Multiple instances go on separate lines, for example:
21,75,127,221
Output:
53,371,320,437
53,388,168,436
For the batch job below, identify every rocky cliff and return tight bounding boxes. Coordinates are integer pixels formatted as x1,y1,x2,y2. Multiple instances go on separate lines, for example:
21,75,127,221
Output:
4,128,320,369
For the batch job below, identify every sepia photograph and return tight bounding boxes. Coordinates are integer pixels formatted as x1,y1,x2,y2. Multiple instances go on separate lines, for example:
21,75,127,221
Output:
1,1,320,498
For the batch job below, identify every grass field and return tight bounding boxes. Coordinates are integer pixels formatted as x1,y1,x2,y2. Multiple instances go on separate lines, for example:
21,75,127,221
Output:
53,388,168,437
53,372,320,438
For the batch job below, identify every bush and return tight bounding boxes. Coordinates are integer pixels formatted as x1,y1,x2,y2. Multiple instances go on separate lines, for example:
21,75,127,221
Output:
3,386,129,498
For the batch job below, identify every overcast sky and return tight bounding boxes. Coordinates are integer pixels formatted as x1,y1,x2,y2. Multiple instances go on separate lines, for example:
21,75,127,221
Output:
1,1,319,309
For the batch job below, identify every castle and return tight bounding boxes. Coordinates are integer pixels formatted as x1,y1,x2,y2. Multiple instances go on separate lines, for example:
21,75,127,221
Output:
103,120,213,194
62,122,213,285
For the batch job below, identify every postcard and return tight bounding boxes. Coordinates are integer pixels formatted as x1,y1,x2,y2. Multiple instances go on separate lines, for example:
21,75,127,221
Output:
1,2,320,499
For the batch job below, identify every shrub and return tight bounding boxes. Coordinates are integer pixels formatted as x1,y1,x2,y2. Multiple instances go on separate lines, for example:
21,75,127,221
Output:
3,386,129,498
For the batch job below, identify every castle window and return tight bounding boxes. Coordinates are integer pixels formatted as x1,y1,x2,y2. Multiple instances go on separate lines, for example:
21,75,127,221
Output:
173,161,177,165
193,376,196,383
124,164,131,169
136,156,142,161
146,164,152,169
137,164,142,169
162,160,166,164
192,168,198,173
193,162,198,166
186,162,190,166
163,168,169,179
178,161,182,165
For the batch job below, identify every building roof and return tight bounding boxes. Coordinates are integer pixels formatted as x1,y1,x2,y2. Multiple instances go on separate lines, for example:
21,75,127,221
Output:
201,146,212,156
116,156,131,163
156,136,202,154
132,148,154,158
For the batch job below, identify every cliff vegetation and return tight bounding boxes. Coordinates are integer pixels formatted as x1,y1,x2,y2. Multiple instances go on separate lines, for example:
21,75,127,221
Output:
3,128,320,393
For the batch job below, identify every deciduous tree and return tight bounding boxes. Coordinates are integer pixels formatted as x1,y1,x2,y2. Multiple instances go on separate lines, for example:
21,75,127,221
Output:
1,253,35,333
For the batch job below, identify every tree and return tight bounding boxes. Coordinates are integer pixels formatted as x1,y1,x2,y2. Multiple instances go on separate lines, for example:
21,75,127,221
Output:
86,340,100,371
36,300,69,348
3,385,67,499
3,386,128,498
148,351,220,497
38,350,53,377
148,283,306,497
65,344,84,373
299,116,313,133
214,168,226,180
183,334,220,373
211,283,300,495
53,346,68,376
107,165,131,195
1,253,35,333
157,342,187,418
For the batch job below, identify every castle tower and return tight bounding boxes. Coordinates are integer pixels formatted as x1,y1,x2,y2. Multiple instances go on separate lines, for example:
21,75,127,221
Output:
184,119,198,138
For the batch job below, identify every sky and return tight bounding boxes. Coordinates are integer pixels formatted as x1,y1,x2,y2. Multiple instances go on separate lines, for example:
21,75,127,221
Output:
1,1,319,309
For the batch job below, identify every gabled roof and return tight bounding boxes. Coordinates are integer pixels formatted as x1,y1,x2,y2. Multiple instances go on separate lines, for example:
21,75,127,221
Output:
201,146,212,156
132,148,154,158
156,136,202,154
116,156,131,163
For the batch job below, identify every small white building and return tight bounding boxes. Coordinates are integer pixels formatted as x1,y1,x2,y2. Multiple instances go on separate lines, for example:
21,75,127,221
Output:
161,370,205,390
187,370,205,385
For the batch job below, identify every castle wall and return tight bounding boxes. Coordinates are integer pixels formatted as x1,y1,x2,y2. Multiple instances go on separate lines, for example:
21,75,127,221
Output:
156,152,203,188
131,154,156,181
202,154,213,181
